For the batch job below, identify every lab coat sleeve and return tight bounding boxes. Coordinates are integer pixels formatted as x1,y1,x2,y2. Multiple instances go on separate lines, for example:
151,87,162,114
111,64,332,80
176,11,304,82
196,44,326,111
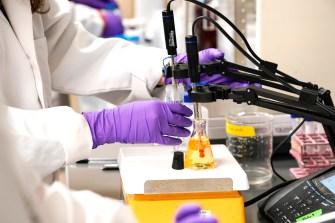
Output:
43,183,138,223
70,2,105,37
3,103,93,177
0,121,137,223
44,0,167,105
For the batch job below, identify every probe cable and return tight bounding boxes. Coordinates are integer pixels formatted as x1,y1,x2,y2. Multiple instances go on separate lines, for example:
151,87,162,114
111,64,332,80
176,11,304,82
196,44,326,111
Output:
191,16,299,94
270,118,306,182
168,0,305,88
162,56,173,76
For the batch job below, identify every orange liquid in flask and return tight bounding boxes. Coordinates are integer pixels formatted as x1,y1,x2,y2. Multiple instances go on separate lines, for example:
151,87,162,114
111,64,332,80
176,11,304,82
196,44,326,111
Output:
184,119,215,170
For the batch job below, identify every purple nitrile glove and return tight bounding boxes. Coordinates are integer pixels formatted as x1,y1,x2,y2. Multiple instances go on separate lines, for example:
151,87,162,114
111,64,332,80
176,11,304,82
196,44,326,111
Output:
83,100,193,148
174,203,218,223
100,10,124,37
165,48,258,89
72,0,119,10
174,48,225,64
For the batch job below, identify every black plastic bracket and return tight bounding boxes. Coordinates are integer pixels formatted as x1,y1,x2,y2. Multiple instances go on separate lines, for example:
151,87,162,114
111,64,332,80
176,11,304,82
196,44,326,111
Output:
260,60,278,76
299,87,319,105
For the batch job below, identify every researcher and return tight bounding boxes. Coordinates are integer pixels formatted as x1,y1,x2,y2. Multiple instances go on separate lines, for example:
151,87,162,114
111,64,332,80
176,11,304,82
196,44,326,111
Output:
0,0,249,182
0,103,218,223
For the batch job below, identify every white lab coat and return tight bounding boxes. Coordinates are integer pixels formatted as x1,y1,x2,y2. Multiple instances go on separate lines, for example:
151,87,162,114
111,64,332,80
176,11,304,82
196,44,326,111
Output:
0,0,166,178
0,104,138,223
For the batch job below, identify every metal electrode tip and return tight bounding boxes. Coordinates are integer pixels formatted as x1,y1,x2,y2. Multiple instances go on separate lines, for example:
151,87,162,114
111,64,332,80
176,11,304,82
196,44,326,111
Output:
172,151,184,170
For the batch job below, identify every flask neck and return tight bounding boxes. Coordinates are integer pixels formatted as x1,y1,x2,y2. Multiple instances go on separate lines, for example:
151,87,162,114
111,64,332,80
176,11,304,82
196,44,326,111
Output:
191,119,208,137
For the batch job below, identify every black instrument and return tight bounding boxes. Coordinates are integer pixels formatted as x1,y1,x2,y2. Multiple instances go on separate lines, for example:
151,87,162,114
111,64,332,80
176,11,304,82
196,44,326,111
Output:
259,165,335,223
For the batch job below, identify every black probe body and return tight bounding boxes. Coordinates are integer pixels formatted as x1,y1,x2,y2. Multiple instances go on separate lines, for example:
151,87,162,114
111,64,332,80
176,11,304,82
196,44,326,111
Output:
162,10,177,56
185,35,200,83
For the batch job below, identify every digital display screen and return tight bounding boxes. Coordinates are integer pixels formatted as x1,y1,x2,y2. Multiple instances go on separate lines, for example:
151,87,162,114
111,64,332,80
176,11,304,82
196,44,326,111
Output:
320,175,335,194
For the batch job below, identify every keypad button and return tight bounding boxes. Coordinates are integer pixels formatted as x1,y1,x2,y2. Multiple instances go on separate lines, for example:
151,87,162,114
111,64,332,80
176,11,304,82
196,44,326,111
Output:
294,213,301,218
321,202,330,207
306,199,312,204
274,208,280,213
280,215,288,221
300,203,307,208
293,195,300,201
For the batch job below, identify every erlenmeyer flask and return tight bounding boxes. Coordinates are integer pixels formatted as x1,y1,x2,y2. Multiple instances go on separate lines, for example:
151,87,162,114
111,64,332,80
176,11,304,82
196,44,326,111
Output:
184,119,215,170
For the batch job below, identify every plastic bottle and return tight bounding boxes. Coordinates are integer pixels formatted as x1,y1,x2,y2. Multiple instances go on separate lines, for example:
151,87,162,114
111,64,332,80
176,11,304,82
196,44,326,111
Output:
316,122,325,134
315,122,327,154
304,120,316,153
290,115,304,135
304,120,316,135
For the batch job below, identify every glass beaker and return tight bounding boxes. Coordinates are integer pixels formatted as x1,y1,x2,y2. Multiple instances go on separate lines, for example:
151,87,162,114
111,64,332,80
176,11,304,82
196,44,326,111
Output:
226,112,273,185
185,119,215,170
165,83,184,104
165,83,184,153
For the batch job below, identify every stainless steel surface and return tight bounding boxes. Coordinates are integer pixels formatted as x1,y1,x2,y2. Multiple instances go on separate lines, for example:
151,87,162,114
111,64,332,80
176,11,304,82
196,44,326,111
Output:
193,102,202,119
144,178,233,194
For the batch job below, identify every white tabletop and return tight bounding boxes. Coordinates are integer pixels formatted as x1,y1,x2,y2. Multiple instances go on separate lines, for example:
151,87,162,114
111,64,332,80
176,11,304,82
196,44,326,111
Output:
118,145,249,194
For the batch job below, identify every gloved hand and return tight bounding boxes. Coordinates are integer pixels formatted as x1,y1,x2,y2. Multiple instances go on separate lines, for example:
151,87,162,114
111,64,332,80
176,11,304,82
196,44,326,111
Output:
165,48,255,89
175,48,225,64
72,0,119,10
83,100,193,149
100,10,124,37
174,203,218,223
